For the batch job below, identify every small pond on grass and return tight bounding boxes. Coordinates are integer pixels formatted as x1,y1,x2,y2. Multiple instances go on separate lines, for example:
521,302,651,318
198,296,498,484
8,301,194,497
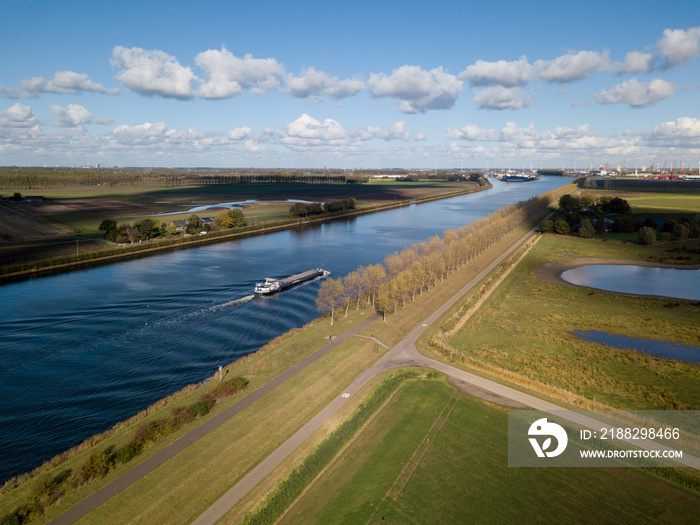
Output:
573,331,700,364
561,265,700,301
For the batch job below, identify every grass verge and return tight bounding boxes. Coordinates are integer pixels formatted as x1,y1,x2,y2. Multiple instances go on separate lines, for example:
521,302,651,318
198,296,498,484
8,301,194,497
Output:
279,378,699,524
241,369,437,525
437,234,700,410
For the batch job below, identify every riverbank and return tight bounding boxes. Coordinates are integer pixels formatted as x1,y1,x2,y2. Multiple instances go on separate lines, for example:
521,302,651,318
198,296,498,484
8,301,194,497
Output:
0,184,560,523
5,183,699,524
0,182,488,284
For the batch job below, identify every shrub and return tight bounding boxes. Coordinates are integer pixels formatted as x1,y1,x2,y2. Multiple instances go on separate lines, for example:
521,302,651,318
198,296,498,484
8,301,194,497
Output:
673,223,690,240
661,219,678,233
172,406,197,425
690,221,700,239
541,220,554,233
554,220,570,235
77,447,116,484
29,470,70,508
642,218,658,230
604,196,631,214
211,376,249,399
593,219,607,234
637,227,657,245
187,401,211,417
612,215,640,233
0,505,34,525
133,419,180,447
578,219,595,238
115,441,143,464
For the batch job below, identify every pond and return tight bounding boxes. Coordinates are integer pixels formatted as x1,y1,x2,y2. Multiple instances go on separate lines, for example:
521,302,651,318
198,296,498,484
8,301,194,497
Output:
560,265,700,301
573,330,700,364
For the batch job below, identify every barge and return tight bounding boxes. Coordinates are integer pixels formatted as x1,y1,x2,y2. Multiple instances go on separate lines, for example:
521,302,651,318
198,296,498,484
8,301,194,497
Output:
254,268,326,295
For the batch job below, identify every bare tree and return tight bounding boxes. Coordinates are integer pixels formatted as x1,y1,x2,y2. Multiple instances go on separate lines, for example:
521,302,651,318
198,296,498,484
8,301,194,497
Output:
315,278,344,326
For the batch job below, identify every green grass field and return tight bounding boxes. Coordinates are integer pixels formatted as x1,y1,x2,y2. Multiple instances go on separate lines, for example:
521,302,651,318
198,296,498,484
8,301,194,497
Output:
581,188,700,215
281,379,699,524
446,235,700,410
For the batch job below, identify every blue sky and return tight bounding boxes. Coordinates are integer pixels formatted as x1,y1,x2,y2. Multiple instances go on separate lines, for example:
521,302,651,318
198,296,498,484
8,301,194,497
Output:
1,0,699,169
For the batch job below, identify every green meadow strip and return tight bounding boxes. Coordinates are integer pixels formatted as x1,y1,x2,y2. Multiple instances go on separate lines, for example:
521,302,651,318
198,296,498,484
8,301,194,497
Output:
242,369,437,525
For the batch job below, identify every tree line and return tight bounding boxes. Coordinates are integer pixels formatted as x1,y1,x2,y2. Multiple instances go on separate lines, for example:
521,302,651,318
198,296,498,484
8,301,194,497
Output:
0,168,350,189
99,209,246,243
543,193,700,244
288,198,356,219
316,185,571,324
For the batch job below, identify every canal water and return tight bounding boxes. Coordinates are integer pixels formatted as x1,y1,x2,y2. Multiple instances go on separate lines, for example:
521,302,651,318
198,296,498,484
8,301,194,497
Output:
0,177,569,482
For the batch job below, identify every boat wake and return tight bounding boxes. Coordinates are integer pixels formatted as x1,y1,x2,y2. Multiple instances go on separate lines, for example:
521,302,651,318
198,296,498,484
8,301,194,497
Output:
215,294,255,310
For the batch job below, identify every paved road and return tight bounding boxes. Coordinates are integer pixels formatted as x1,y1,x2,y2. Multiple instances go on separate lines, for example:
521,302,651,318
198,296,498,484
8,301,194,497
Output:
191,224,546,525
48,314,380,525
192,223,700,524
52,217,700,525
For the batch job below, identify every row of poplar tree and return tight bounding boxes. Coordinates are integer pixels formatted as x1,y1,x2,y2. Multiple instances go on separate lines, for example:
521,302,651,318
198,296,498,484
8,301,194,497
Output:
315,185,571,324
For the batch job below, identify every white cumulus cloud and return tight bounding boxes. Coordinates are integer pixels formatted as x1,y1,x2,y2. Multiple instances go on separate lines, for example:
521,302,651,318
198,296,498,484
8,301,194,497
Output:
444,124,498,141
111,46,197,99
368,65,463,114
227,127,254,141
50,104,112,127
365,121,415,141
0,103,39,128
286,66,364,100
611,51,656,74
458,56,535,87
595,78,675,107
472,86,532,110
280,114,357,151
1,71,119,99
536,50,609,83
195,47,285,98
646,117,700,147
279,114,422,152
657,27,700,69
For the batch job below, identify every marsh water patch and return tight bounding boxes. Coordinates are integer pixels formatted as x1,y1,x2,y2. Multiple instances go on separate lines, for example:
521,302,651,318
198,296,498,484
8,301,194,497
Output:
561,265,700,301
573,330,700,364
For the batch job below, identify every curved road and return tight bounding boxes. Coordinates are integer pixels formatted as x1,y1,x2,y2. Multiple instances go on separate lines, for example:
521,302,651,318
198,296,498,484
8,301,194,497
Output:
193,224,700,524
191,224,553,525
51,220,699,525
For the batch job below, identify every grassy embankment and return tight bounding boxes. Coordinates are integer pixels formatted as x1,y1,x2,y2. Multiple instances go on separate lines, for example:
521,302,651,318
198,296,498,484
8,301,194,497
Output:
4,180,478,235
0,187,554,524
8,184,699,523
278,378,700,524
242,186,700,523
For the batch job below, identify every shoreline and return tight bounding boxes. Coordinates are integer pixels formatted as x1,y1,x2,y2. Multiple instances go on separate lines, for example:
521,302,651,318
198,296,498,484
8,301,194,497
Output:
536,256,700,297
0,183,490,284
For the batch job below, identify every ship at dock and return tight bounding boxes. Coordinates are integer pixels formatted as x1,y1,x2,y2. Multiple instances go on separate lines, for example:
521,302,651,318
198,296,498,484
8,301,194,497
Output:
254,268,327,295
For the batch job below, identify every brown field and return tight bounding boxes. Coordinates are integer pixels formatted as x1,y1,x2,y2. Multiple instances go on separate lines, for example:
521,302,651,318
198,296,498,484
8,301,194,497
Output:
0,203,69,242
